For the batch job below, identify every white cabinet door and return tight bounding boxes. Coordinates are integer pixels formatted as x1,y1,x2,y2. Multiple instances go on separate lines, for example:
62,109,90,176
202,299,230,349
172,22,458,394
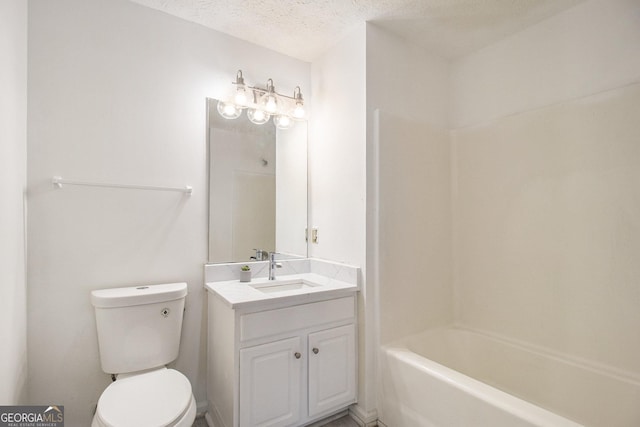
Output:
240,337,303,427
307,324,357,417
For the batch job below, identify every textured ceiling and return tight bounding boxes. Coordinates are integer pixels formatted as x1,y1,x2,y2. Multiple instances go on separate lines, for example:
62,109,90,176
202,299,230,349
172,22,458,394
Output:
129,0,584,61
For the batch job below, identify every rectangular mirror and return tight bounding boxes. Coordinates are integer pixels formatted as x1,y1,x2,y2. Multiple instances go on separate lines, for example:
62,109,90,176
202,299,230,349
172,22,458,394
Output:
207,98,308,263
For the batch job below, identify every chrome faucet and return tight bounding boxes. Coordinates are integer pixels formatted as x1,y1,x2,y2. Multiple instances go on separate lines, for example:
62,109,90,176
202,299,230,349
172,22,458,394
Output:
268,252,282,280
251,248,268,261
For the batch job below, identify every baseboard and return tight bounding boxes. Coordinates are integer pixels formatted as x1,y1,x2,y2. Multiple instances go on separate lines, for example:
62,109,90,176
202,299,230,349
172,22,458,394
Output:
349,404,378,427
204,411,215,427
196,400,209,418
206,407,229,427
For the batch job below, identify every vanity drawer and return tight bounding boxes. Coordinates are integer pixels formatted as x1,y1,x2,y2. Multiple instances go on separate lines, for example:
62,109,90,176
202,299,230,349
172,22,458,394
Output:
240,296,355,342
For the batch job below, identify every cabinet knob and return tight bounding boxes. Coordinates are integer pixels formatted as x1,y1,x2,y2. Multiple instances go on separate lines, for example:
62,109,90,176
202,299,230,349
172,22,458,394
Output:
294,352,301,359
312,348,319,354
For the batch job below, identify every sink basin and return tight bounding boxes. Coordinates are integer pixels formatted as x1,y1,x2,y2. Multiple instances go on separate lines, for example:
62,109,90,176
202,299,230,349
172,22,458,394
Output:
250,280,319,295
205,272,358,308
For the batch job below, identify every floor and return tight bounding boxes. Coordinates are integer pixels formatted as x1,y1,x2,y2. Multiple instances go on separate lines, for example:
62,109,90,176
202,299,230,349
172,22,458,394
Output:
319,415,360,426
192,417,208,427
192,414,360,427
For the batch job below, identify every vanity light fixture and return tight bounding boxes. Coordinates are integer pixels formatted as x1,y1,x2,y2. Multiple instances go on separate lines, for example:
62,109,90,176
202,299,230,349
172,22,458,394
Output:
247,108,270,125
217,100,242,120
217,70,306,129
232,70,248,106
292,86,305,119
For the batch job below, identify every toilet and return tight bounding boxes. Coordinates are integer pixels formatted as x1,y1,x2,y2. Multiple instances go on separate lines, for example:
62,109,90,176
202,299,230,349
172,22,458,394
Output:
90,282,196,427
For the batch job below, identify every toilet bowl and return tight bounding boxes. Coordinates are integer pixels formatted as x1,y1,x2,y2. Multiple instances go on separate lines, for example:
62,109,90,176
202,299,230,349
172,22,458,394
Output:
92,368,196,427
91,283,196,427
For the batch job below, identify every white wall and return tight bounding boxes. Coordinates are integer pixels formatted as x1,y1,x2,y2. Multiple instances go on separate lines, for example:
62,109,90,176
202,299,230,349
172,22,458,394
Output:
27,0,309,424
366,24,450,130
0,0,28,405
366,24,452,347
374,111,451,346
451,0,640,372
309,26,367,267
451,0,640,129
308,24,370,419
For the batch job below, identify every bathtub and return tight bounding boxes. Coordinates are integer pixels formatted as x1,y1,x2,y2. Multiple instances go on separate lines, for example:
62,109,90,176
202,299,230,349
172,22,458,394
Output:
379,327,640,427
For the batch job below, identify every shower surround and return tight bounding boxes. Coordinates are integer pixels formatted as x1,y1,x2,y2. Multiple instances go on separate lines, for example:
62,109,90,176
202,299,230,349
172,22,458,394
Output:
373,1,640,425
376,81,640,427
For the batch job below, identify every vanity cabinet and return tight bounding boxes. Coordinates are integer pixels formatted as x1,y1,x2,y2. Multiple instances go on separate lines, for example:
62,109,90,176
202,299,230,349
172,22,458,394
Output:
207,292,357,427
239,337,302,427
307,324,356,417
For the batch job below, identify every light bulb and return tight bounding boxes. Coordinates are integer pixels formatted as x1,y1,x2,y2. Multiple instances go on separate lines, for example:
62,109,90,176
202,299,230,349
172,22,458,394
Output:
292,87,305,119
234,86,248,106
247,108,270,125
274,115,293,130
293,102,305,119
262,78,278,113
233,69,248,106
264,94,277,113
217,100,241,119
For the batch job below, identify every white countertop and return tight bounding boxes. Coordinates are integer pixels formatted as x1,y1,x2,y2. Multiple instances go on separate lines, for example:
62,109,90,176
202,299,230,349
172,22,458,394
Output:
205,272,358,309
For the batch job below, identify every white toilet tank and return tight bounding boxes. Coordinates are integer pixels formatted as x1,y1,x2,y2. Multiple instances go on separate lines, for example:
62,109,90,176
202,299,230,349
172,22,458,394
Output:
91,282,188,374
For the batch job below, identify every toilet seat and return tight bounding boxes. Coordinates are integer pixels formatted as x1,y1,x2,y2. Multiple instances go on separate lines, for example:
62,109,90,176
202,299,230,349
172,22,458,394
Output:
93,368,195,427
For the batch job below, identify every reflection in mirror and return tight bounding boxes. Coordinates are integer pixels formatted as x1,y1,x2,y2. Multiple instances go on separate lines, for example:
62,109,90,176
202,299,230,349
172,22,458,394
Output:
207,98,307,263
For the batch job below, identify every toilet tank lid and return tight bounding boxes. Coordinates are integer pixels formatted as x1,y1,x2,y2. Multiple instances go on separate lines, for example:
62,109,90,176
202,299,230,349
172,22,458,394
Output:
91,282,187,308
